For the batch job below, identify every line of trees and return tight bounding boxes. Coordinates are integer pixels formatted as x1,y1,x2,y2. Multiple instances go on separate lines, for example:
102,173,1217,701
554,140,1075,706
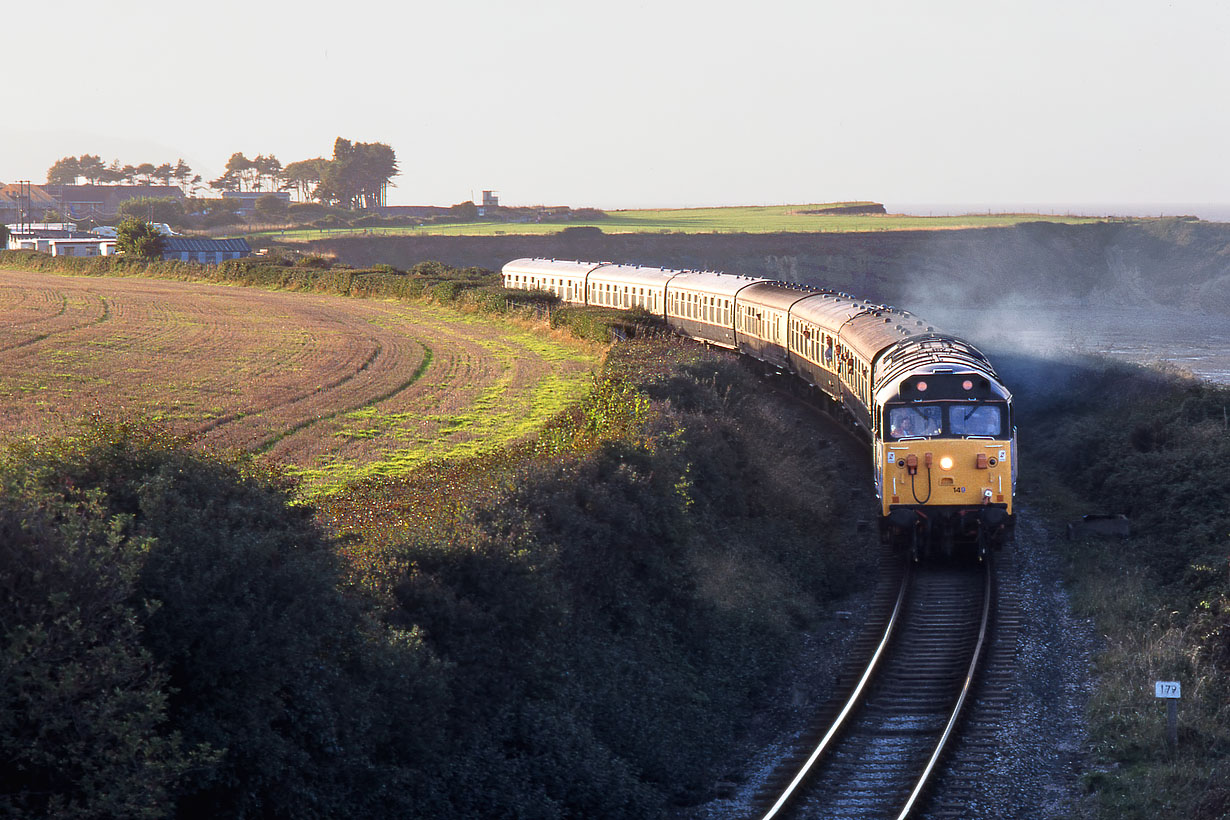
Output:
46,155,201,192
210,139,398,209
47,137,400,211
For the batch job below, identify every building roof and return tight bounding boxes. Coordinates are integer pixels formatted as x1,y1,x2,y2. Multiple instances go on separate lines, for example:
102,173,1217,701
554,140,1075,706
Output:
222,190,290,199
162,237,251,253
9,228,95,239
0,184,59,208
44,185,186,202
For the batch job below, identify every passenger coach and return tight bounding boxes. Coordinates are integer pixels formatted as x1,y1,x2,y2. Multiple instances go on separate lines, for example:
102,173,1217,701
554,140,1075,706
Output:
501,257,1016,558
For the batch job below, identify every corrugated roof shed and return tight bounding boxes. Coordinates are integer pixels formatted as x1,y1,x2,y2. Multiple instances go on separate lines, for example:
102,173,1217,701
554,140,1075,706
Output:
162,237,251,253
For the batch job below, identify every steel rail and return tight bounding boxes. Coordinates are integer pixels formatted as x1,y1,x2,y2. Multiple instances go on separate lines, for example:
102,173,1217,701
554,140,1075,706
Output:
895,556,993,819
760,554,913,820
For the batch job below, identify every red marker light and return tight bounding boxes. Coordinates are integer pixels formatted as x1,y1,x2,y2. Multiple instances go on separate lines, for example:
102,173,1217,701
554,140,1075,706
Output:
963,379,974,390
916,380,927,392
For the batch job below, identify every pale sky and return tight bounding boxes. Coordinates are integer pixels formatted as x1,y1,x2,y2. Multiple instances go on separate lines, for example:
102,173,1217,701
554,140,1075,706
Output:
5,0,1228,210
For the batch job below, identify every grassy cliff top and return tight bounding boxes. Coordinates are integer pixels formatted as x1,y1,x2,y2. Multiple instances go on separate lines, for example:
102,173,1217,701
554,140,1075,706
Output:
255,202,1110,241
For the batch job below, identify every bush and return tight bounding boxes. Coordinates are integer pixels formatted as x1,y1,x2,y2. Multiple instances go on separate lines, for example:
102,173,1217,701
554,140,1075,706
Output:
289,201,327,219
0,491,193,818
253,194,289,222
3,421,452,817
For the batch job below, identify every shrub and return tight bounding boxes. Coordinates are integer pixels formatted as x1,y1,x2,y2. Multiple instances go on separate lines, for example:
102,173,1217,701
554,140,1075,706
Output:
4,421,452,817
0,491,193,819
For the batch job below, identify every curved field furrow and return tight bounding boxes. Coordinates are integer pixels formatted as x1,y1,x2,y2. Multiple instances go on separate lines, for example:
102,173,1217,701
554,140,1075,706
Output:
283,303,597,494
0,286,68,330
0,269,598,496
0,284,110,353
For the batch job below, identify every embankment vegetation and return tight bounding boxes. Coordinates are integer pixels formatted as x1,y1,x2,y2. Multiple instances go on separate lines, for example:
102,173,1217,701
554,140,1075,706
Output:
1006,355,1230,818
0,252,871,816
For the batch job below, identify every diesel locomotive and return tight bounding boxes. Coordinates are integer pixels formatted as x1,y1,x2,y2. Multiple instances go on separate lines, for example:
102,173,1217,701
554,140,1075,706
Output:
502,258,1016,558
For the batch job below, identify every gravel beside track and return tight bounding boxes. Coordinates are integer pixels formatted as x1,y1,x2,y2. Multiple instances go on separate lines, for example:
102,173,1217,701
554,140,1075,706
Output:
936,509,1098,819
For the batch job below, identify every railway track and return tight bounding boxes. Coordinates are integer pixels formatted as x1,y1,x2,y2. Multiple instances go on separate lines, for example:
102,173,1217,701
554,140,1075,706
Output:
754,553,993,819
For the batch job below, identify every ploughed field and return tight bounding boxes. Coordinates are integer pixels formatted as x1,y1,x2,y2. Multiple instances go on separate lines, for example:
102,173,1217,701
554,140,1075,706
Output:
0,270,596,495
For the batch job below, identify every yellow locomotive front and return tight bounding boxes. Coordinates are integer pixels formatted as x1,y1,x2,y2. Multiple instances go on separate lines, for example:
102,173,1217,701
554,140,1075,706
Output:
874,368,1016,559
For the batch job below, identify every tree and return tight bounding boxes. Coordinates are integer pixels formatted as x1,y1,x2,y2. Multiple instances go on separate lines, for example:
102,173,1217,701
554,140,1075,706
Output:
98,161,125,185
280,158,326,202
154,162,174,186
312,137,398,210
115,218,165,259
208,172,241,193
224,152,258,191
172,158,193,191
253,154,283,192
46,156,80,185
253,194,289,222
118,197,185,225
78,154,105,185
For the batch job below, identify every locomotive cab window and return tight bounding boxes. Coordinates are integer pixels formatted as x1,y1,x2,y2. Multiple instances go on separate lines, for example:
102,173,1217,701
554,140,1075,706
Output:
888,405,943,439
949,403,1004,437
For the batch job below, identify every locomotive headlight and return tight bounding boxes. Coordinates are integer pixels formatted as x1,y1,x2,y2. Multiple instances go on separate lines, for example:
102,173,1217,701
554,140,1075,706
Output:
939,455,954,471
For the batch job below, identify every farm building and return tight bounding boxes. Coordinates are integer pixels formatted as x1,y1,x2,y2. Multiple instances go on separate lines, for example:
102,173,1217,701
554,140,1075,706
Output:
42,185,186,219
160,237,251,264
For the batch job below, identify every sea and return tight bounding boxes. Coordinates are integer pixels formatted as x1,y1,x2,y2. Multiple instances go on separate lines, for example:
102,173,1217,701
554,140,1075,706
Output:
889,203,1230,385
890,202,1230,223
934,306,1230,386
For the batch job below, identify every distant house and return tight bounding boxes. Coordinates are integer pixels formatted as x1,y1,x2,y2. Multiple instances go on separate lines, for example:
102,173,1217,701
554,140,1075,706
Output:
42,185,186,219
160,237,251,264
48,238,116,257
6,225,101,253
0,183,60,223
222,190,290,217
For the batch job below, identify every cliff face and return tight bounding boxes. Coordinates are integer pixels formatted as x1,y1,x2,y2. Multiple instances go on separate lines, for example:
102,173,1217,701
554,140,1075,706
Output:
309,219,1230,314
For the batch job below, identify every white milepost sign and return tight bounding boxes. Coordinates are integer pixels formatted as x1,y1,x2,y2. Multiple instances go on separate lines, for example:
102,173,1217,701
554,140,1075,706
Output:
1155,681,1181,750
1155,681,1181,699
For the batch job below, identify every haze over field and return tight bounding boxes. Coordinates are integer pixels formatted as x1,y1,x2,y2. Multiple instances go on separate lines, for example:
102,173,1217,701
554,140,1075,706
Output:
4,1,1229,212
